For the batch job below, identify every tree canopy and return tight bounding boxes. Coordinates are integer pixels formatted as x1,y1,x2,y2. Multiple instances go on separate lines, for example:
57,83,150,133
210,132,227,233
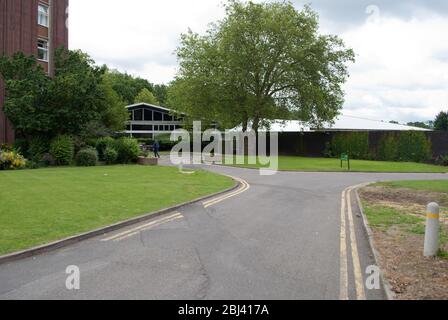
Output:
0,48,168,141
0,49,107,137
434,111,448,131
168,0,355,131
134,88,159,105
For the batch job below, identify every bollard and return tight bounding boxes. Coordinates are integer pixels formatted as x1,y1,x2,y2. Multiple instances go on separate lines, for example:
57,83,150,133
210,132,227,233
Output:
424,202,440,257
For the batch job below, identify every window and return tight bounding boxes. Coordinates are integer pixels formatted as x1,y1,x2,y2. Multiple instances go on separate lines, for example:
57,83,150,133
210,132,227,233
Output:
133,109,143,121
144,109,153,121
37,39,49,61
154,112,163,121
38,4,49,27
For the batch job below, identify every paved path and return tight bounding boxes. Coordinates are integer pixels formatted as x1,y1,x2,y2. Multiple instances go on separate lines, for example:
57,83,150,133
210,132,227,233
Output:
0,162,446,300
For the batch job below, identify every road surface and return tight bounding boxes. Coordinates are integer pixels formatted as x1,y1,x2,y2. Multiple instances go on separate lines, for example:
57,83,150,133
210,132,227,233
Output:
0,162,446,300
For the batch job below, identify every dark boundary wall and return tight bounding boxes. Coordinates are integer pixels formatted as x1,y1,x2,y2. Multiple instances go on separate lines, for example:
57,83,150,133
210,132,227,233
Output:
277,131,448,159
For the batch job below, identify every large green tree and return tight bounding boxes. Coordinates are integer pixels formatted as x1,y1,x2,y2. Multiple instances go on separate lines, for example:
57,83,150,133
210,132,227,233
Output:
169,0,355,132
0,49,107,137
0,49,128,139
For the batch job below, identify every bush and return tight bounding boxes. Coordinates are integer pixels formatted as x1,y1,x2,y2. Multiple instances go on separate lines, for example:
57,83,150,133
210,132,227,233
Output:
0,149,27,170
377,134,399,161
327,132,370,160
28,135,50,161
377,131,432,163
103,147,118,165
436,155,448,166
114,137,140,164
397,131,431,163
96,137,115,161
50,135,75,166
13,138,29,157
75,147,98,167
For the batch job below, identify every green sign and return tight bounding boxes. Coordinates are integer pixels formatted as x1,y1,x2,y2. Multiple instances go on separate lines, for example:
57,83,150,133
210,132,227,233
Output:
340,153,350,171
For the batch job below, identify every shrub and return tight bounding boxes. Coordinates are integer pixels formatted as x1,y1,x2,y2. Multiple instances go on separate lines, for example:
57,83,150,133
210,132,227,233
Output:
436,155,448,166
377,134,399,161
96,137,115,161
377,131,432,163
75,147,98,167
114,137,140,164
103,147,118,165
13,138,29,157
0,149,27,170
396,131,431,163
328,132,370,160
50,135,75,166
28,135,50,161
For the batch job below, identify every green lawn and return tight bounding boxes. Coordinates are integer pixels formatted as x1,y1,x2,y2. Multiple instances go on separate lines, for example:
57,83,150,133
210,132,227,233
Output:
0,165,234,255
228,156,448,173
374,180,448,193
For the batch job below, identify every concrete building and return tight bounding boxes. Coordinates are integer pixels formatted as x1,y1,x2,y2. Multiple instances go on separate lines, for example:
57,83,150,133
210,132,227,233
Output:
125,103,184,139
0,0,69,144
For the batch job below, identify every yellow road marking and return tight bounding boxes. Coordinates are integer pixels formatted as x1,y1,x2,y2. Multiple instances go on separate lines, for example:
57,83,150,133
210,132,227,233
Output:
340,188,349,300
203,181,249,208
112,215,184,242
346,187,366,300
427,214,440,219
203,177,250,208
101,212,183,242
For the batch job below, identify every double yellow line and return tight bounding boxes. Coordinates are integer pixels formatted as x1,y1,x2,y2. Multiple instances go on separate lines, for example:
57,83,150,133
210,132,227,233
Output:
102,212,183,242
340,186,366,300
202,176,250,209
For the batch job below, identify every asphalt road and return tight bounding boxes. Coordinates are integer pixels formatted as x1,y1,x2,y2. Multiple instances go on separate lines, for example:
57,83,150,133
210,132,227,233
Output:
0,162,447,300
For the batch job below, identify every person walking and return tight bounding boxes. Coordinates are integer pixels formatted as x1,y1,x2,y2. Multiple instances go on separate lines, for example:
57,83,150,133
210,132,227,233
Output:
153,140,161,158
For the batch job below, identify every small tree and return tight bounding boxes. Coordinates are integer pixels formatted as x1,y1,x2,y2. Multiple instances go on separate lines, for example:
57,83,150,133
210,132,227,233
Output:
134,88,159,105
434,111,448,131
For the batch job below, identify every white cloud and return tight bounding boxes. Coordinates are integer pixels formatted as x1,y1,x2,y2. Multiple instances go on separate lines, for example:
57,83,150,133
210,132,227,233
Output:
341,14,448,122
69,0,227,83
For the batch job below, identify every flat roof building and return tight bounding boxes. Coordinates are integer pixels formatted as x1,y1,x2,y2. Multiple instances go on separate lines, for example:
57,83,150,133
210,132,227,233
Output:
125,103,184,139
232,115,431,133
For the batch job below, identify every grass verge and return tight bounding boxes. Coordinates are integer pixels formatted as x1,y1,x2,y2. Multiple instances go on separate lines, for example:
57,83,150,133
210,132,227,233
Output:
359,180,448,299
227,156,448,173
0,165,234,255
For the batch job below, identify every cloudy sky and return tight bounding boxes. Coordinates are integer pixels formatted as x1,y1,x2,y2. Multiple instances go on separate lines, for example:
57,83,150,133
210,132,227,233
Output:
69,0,448,123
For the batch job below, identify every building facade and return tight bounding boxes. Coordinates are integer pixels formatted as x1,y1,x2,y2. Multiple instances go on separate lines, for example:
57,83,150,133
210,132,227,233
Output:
0,0,69,145
125,103,183,139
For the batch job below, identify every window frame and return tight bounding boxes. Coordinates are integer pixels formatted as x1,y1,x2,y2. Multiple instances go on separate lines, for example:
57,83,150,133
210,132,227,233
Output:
37,38,49,62
38,3,49,27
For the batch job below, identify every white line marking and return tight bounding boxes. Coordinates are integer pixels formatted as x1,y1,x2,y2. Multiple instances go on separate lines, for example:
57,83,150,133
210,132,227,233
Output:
340,188,349,300
346,187,366,300
101,212,182,242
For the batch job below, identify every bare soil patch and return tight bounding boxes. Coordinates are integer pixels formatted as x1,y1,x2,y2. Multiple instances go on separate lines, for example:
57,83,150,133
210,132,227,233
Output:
360,186,448,300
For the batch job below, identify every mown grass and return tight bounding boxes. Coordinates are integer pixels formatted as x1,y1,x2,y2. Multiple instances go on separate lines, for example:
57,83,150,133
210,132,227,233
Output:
227,156,448,173
374,180,448,193
363,204,425,234
0,165,234,255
